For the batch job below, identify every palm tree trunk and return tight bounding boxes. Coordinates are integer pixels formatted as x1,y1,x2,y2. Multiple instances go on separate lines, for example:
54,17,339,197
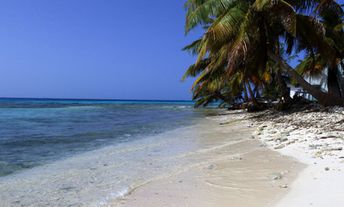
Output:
276,71,292,103
336,63,344,97
247,81,258,105
268,53,344,106
328,67,342,98
243,83,249,102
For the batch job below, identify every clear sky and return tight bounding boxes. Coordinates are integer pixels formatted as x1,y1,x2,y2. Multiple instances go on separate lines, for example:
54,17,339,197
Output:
0,1,343,100
0,1,199,100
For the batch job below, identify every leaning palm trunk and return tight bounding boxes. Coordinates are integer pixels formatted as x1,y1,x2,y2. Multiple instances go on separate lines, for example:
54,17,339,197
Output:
269,53,344,106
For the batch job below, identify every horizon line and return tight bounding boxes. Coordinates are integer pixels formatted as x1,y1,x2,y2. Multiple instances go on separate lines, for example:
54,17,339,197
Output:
0,97,193,102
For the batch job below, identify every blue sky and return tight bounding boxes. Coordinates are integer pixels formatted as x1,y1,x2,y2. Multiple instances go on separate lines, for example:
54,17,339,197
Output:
0,1,343,100
0,1,199,100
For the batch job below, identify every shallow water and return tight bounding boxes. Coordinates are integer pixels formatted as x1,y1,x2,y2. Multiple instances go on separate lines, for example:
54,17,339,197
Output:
0,100,302,207
0,98,224,206
0,125,206,206
0,98,201,177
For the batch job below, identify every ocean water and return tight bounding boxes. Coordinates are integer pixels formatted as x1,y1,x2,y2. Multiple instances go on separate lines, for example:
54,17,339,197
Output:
0,98,200,177
0,98,217,206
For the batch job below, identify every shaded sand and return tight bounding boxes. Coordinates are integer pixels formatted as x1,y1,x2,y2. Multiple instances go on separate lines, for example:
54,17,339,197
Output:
112,111,304,207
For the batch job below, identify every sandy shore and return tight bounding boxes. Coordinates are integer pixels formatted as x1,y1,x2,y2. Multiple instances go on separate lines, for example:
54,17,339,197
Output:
111,107,344,207
253,107,344,207
111,111,304,207
3,107,342,206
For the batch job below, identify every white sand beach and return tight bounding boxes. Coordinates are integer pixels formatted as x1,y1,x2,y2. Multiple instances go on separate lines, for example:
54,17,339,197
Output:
2,108,341,207
113,108,344,207
254,107,344,207
1,1,343,207
112,111,304,207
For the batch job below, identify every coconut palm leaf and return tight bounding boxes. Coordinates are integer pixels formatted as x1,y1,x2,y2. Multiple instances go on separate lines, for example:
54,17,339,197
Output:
184,0,239,34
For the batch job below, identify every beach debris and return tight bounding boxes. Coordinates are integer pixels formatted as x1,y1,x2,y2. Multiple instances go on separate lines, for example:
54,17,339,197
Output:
279,184,288,188
270,130,278,134
274,144,286,150
280,137,288,142
319,135,337,140
231,156,243,160
325,147,343,151
250,106,344,165
286,140,296,145
271,173,283,180
219,121,231,125
325,167,330,171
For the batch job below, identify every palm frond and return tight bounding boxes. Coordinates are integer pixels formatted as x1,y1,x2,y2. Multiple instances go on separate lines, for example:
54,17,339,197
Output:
184,0,239,34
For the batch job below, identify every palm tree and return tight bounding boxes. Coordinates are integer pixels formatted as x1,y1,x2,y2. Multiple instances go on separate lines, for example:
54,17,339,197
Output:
184,0,344,107
182,50,244,107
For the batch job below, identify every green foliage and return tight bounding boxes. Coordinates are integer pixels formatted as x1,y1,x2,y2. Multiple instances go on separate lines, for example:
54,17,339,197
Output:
183,0,344,108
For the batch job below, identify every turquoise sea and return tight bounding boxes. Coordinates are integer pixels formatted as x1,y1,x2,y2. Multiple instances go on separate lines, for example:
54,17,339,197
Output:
0,98,200,176
0,98,218,206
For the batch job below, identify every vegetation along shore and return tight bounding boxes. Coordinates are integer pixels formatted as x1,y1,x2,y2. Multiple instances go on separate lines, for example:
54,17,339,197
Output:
179,0,344,206
183,0,344,109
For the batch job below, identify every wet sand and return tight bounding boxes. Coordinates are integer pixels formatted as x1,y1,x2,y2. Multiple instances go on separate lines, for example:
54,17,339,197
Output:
112,112,305,207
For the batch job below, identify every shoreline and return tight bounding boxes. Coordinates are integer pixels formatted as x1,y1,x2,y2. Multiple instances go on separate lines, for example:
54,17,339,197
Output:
112,111,304,207
252,107,344,207
2,108,342,206
0,123,212,207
